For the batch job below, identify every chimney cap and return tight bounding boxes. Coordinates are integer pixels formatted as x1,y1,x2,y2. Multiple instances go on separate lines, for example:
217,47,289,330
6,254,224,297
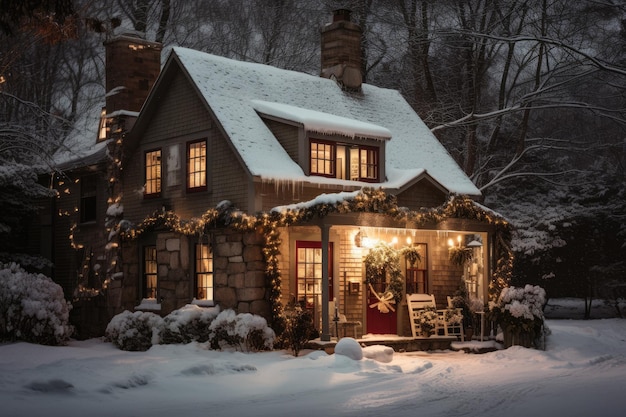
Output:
333,8,352,22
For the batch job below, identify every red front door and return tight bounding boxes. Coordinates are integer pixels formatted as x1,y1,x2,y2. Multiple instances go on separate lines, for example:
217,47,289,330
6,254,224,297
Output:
366,279,398,335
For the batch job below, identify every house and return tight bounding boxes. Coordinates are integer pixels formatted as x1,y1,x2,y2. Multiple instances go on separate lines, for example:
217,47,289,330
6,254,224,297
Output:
39,10,511,341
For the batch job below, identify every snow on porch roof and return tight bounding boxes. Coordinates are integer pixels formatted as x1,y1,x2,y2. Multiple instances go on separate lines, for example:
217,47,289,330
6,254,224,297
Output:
172,47,481,196
251,100,391,140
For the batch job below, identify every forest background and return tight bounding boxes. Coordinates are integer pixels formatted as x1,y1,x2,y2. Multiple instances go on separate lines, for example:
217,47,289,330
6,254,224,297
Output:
1,0,624,317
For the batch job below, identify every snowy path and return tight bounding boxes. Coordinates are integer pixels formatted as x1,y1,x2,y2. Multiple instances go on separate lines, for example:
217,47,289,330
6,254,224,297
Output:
1,319,625,417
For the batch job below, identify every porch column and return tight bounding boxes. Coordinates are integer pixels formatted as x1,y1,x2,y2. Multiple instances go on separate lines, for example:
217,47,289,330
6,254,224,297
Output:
320,223,331,342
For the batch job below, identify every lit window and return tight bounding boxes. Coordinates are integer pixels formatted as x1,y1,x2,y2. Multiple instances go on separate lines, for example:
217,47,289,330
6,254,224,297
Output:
195,243,213,300
145,149,161,197
310,140,335,177
310,139,380,182
97,107,109,142
80,175,97,223
359,147,379,181
144,246,157,299
187,140,207,191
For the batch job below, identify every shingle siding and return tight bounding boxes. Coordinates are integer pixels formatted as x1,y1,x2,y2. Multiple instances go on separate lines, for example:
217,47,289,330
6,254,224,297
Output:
123,69,250,222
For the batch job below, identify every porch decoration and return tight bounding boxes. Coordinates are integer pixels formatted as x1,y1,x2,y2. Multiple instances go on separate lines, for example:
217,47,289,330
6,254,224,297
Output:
400,245,421,267
368,283,396,313
449,246,473,266
489,285,546,348
416,306,438,337
364,242,404,312
117,188,512,333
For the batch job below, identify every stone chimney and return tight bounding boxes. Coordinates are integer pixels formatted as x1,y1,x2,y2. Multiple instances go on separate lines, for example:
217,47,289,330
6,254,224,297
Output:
320,9,362,90
99,33,161,141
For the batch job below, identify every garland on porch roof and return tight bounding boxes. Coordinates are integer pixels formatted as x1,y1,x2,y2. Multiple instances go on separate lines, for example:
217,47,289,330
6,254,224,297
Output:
120,188,513,329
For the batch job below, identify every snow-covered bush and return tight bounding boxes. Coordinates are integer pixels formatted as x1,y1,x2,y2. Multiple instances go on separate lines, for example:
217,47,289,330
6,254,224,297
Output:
489,285,546,348
208,309,275,352
160,304,220,344
0,263,72,345
105,310,164,351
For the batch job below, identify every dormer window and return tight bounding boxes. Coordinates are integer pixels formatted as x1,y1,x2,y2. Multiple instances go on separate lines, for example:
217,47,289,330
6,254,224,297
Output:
310,140,335,177
309,139,379,182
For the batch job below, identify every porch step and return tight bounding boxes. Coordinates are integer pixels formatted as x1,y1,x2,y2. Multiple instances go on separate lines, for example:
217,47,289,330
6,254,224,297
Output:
305,336,458,353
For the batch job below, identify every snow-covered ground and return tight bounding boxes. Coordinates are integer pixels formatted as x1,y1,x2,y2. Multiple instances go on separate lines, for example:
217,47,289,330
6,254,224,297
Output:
1,300,625,417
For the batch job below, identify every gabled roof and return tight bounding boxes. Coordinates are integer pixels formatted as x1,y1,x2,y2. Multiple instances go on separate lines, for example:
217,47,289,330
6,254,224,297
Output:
132,47,481,197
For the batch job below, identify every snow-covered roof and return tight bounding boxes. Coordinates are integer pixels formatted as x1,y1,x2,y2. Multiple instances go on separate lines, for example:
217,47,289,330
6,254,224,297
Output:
171,47,480,196
251,100,391,141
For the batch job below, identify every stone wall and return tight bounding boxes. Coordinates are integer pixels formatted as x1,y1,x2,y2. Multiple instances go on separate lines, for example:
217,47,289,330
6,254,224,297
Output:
212,229,270,319
116,228,271,322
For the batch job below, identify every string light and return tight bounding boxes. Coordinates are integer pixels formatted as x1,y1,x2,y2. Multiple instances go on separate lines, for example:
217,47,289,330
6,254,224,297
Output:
117,188,513,324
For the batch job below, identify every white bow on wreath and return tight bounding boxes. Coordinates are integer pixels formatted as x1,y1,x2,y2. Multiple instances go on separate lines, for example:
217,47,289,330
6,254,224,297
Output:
368,283,396,313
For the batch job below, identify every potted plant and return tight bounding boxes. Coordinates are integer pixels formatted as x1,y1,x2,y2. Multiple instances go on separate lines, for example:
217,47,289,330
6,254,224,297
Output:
449,246,473,266
450,284,475,340
400,245,421,268
489,285,546,348
416,306,438,337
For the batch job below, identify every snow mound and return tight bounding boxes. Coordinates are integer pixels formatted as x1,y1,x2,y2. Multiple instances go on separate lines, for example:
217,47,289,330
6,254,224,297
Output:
362,344,394,363
334,337,363,360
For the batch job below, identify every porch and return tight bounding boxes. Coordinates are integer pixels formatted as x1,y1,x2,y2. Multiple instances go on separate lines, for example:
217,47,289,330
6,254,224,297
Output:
308,335,500,354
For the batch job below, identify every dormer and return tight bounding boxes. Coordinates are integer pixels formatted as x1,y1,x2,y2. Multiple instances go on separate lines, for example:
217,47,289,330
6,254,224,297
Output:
252,100,390,183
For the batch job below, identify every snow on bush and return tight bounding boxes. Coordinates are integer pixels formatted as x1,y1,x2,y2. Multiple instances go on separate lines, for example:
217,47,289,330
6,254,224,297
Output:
105,306,274,352
209,309,275,352
160,304,220,344
362,345,394,363
497,285,546,322
489,285,547,347
105,310,164,351
0,263,72,345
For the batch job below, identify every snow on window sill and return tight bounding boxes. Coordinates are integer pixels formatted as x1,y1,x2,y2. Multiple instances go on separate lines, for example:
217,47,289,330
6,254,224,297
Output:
135,299,161,311
192,298,215,307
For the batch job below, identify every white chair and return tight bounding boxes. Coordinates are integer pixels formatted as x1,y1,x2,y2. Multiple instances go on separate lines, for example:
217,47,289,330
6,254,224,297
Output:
406,293,439,337
443,296,464,341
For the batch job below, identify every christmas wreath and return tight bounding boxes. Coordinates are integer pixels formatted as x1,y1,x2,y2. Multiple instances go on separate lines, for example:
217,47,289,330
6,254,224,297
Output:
364,242,404,312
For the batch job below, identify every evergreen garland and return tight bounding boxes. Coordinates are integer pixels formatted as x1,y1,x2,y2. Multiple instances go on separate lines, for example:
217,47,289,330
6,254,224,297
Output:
120,189,513,329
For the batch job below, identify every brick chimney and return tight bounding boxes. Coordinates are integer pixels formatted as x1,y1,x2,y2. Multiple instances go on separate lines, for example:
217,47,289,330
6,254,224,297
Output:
320,9,362,90
99,33,161,141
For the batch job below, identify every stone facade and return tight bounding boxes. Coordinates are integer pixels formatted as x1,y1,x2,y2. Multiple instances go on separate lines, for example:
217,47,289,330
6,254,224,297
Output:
117,227,270,321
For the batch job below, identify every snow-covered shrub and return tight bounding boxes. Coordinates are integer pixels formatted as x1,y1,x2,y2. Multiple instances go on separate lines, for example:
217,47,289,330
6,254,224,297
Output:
208,309,275,352
416,306,438,336
279,304,318,357
160,304,220,344
0,263,72,345
105,310,164,351
489,285,547,348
